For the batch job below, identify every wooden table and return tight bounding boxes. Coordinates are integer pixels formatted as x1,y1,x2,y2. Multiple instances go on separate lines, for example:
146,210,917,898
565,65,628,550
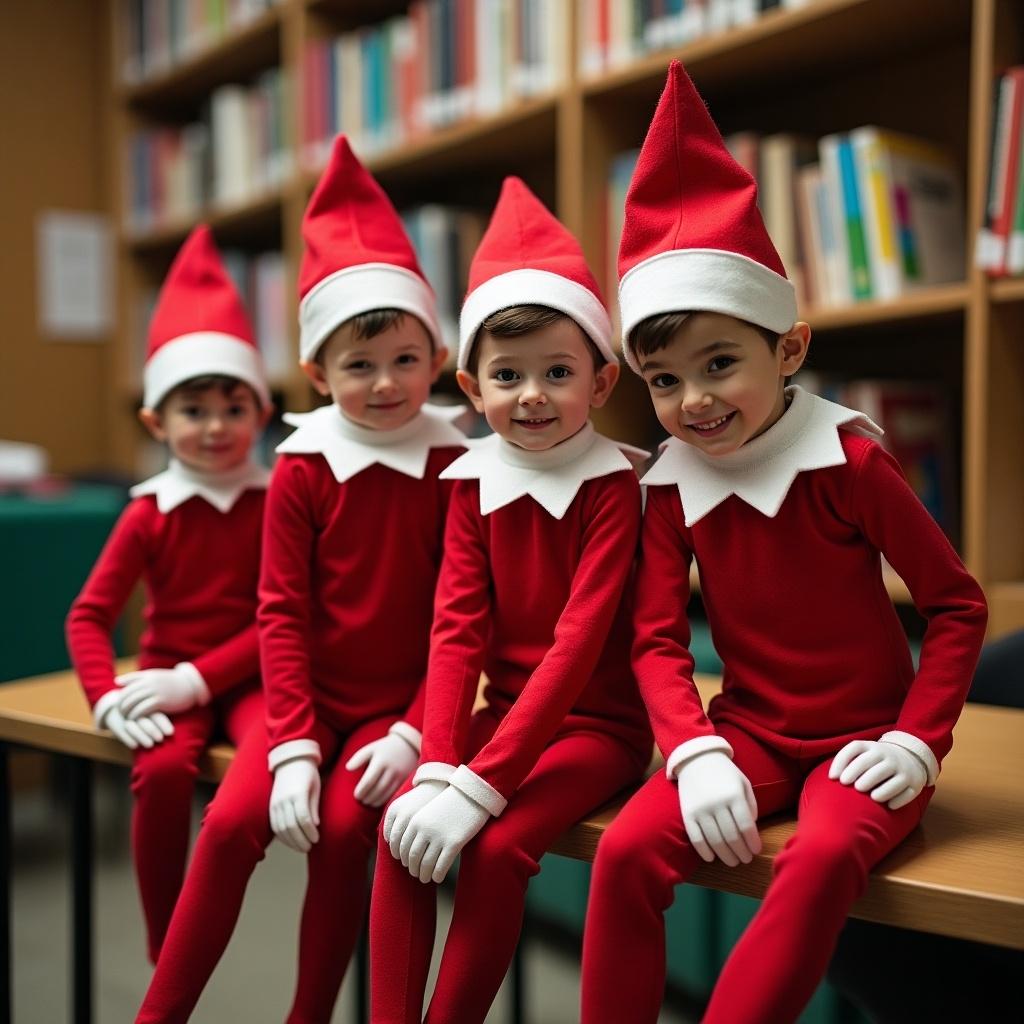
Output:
1,666,1022,1024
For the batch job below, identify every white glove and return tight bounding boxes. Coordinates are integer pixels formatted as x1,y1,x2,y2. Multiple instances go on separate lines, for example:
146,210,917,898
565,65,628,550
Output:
384,780,448,857
346,731,418,807
99,703,174,750
115,663,210,718
400,785,490,884
829,739,928,810
676,750,761,867
269,757,321,853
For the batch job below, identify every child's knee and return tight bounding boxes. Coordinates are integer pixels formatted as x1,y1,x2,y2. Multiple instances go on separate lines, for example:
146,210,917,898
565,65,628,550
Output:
131,745,198,797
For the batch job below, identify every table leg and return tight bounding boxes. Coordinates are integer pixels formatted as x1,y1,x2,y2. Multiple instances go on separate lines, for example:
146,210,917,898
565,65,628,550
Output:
68,757,93,1024
510,941,524,1024
0,743,10,1023
355,918,368,1023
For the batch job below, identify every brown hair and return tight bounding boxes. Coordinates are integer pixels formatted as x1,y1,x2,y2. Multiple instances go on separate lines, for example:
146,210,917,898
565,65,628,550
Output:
316,308,433,365
158,375,260,411
467,304,605,375
630,311,779,362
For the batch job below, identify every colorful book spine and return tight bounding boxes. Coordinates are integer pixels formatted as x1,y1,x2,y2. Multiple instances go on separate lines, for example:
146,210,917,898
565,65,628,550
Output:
836,136,873,300
850,126,902,301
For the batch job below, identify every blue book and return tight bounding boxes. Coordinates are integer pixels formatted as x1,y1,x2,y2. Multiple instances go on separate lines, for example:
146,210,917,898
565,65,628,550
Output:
837,136,873,300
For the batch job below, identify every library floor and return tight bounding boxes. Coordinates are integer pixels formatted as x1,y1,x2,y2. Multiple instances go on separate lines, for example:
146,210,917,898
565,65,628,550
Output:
11,762,693,1023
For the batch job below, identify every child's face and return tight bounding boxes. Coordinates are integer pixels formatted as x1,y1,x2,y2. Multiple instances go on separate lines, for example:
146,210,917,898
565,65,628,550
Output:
457,318,618,451
638,312,809,457
139,382,268,473
302,316,447,430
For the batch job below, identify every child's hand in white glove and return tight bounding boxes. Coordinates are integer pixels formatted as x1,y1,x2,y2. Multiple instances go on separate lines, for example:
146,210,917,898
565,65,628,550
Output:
116,663,210,718
270,757,321,853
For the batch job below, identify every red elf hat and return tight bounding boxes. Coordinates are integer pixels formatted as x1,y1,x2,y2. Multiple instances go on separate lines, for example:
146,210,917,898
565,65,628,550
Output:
143,224,269,409
617,61,797,374
298,135,442,362
459,176,614,371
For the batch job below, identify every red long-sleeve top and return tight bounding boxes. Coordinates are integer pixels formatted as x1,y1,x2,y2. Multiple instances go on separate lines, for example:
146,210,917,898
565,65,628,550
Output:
259,448,463,750
635,434,988,772
66,491,265,708
420,470,653,800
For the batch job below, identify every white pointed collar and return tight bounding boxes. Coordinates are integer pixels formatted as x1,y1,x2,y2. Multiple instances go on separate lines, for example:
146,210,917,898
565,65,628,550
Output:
130,458,271,514
641,385,883,526
275,402,467,483
441,421,649,520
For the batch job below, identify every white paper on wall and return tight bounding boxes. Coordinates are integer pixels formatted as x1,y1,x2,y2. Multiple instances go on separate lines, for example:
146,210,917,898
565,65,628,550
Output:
36,210,113,340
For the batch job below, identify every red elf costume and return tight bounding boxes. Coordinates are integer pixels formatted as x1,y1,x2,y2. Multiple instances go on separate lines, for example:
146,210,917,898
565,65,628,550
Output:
579,62,988,1024
66,224,271,966
135,137,465,1024
368,177,653,1024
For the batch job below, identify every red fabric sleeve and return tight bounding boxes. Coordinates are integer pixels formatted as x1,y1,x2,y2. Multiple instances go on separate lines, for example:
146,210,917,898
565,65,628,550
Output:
258,459,319,750
848,442,988,766
191,622,260,697
65,500,151,708
420,482,492,767
467,472,641,798
632,485,718,760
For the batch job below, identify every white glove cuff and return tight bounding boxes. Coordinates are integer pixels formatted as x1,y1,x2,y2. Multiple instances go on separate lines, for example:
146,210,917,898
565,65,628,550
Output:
388,721,422,754
268,739,323,772
880,730,939,786
450,764,507,817
175,662,211,707
413,762,455,786
665,735,734,780
93,689,123,729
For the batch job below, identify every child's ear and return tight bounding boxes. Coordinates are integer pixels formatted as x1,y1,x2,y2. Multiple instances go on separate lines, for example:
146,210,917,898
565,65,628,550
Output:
138,407,167,442
430,345,449,381
589,361,620,409
300,359,332,397
455,369,485,414
258,400,275,430
778,322,811,377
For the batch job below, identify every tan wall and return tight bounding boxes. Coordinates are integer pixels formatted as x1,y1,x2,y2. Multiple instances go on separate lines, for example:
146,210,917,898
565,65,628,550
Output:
0,2,109,474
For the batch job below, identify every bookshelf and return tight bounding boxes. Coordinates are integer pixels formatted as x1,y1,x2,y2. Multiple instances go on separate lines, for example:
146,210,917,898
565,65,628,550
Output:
105,0,1024,638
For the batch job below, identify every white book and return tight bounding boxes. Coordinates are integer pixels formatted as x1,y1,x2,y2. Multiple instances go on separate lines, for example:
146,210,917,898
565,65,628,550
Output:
211,85,251,205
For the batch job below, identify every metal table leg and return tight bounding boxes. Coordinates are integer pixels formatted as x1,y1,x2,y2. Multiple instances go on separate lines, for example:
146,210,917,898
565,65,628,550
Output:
510,940,524,1024
355,918,369,1023
68,757,93,1024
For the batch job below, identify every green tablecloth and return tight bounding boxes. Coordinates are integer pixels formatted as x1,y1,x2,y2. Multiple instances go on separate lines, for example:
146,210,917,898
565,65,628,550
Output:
0,483,127,682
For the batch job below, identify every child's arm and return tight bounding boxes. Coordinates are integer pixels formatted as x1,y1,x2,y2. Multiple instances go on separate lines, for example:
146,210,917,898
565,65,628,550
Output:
258,459,322,770
384,482,492,873
65,501,174,747
831,442,988,805
634,485,759,867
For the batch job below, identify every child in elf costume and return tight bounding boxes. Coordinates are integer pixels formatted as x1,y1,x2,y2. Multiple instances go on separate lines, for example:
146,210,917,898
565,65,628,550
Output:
66,224,272,966
134,136,465,1023
579,62,988,1024
369,177,653,1024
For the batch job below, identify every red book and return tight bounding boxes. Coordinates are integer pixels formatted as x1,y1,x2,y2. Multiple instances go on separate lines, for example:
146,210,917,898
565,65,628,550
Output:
993,67,1024,276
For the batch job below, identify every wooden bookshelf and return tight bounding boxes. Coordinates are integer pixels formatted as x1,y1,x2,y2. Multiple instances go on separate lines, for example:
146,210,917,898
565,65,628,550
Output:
104,0,1024,638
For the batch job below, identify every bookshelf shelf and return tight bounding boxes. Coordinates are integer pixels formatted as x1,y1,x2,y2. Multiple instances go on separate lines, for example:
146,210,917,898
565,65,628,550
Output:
301,95,559,189
105,0,1021,640
122,185,287,251
806,283,970,332
120,6,282,109
990,277,1024,303
580,0,968,100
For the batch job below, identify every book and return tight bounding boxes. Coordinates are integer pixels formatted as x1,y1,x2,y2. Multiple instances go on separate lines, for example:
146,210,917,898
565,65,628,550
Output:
976,68,1023,273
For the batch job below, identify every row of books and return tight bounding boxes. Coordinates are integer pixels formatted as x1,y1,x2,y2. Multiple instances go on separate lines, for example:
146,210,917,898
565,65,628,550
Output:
120,0,279,84
608,126,965,312
976,66,1024,278
131,249,289,388
300,0,568,161
800,371,957,536
125,70,291,232
402,205,488,366
578,0,816,75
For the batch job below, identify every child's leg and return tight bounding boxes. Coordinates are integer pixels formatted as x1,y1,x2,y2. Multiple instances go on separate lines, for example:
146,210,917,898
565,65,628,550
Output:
287,715,397,1024
369,775,438,1024
702,759,932,1024
424,730,645,1024
130,705,215,963
136,712,337,1024
580,725,799,1024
